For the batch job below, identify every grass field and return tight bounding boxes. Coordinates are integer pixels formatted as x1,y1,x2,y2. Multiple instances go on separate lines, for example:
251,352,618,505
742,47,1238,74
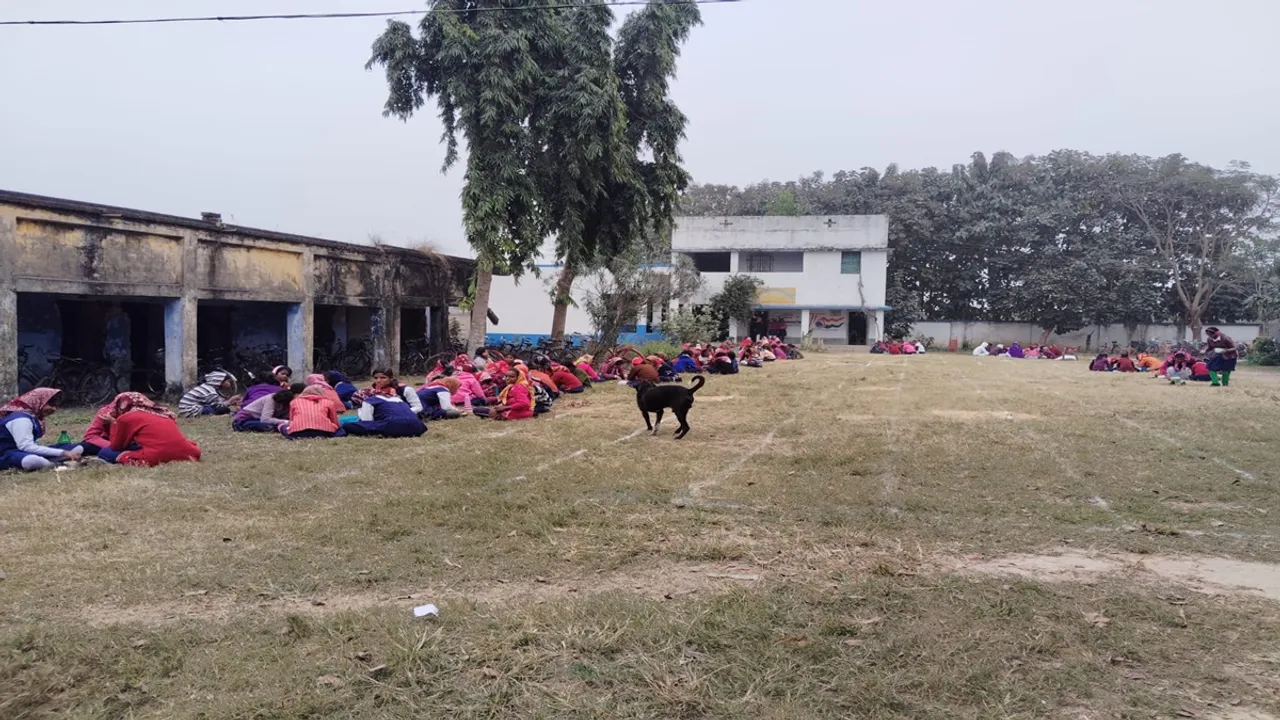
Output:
4,353,1280,719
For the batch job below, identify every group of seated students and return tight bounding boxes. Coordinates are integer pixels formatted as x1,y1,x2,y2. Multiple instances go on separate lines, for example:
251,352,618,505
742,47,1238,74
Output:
972,342,1076,360
172,354,598,441
1089,351,1212,383
606,337,798,384
872,339,928,355
1,387,202,472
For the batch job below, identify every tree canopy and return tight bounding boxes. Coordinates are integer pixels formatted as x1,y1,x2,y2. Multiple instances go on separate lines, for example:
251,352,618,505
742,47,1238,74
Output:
368,0,700,346
680,151,1278,339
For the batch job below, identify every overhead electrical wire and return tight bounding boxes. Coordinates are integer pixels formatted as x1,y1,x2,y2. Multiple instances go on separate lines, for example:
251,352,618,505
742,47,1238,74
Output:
0,0,741,26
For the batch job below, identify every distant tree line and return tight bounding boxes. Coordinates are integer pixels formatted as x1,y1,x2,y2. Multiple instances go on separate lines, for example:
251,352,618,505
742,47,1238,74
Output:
680,151,1279,342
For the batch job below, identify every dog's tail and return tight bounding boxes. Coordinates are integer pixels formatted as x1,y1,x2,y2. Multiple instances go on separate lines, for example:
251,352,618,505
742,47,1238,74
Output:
689,375,706,394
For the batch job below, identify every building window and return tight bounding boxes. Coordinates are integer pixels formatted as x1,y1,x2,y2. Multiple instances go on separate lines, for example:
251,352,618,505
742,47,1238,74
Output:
743,252,803,273
744,252,774,273
686,252,730,273
841,251,862,274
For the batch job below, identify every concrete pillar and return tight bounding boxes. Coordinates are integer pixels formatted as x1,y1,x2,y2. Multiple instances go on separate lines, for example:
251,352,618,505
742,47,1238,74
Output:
800,309,811,340
163,296,197,391
171,230,200,390
289,249,315,375
370,304,400,374
728,317,740,341
286,303,312,376
729,251,740,273
0,215,18,398
872,310,885,344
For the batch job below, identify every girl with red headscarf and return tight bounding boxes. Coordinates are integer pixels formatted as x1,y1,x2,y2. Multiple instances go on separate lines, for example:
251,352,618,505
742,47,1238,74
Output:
83,391,177,462
103,392,202,466
0,388,84,471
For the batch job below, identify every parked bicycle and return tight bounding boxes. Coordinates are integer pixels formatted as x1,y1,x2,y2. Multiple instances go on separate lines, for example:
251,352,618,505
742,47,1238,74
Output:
18,345,119,407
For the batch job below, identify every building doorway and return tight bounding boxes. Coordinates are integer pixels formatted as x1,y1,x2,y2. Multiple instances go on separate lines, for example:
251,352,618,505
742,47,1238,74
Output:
749,310,768,339
847,312,869,346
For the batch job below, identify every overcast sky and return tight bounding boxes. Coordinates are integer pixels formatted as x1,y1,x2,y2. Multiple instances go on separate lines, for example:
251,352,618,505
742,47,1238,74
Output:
2,0,1277,257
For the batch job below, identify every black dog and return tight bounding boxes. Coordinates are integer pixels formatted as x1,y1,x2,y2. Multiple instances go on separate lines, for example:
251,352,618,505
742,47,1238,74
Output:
635,376,705,439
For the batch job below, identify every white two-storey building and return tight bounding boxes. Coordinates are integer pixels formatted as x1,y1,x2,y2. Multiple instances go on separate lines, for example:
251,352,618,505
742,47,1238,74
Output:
672,215,890,345
484,215,890,346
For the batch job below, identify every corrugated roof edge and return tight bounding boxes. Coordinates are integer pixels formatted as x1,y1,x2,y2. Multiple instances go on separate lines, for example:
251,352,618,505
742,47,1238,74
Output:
0,189,473,264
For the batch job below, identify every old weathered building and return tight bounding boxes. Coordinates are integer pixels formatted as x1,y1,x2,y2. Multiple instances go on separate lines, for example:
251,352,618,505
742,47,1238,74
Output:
0,190,472,399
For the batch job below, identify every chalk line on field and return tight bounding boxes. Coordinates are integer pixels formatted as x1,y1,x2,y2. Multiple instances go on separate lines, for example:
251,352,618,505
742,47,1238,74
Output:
1117,417,1257,481
506,449,588,483
677,415,797,505
499,428,645,483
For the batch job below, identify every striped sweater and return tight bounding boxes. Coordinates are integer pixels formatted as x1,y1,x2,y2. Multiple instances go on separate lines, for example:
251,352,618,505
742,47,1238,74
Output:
178,370,234,418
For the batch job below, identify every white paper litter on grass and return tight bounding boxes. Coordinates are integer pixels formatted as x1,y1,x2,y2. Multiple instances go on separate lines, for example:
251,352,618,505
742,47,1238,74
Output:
413,603,439,618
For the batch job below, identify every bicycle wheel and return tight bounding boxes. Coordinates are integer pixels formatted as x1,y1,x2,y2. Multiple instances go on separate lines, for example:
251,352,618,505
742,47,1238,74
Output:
78,368,118,407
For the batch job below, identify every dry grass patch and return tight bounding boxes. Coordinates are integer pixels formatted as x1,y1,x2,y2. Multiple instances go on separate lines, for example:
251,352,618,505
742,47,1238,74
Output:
5,354,1280,717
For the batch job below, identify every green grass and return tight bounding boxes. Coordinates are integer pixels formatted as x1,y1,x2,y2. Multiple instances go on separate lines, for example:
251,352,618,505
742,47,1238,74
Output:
3,355,1280,718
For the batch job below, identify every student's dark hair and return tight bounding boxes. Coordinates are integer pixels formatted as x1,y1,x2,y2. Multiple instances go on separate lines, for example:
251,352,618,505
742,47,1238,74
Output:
475,347,489,357
324,371,342,386
372,367,395,378
289,383,306,394
275,365,293,376
440,364,455,376
1206,326,1220,334
273,388,297,405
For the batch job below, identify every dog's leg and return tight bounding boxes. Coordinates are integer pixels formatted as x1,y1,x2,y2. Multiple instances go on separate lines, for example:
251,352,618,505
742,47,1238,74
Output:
674,406,690,439
641,410,652,431
652,408,664,436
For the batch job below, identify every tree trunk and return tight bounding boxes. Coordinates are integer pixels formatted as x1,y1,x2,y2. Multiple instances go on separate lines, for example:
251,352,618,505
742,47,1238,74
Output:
549,265,577,342
1189,317,1203,343
1038,327,1052,345
466,266,493,352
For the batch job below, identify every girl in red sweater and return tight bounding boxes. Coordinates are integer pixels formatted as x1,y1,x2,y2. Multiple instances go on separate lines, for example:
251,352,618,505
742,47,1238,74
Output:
104,392,202,467
489,368,534,421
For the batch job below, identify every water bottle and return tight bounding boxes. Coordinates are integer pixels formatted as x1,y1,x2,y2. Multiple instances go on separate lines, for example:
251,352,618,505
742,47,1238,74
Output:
56,430,72,445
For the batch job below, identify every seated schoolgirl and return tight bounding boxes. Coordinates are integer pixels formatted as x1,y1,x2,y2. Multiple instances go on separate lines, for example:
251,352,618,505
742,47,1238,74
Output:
103,392,202,466
484,368,535,421
82,392,176,462
0,388,85,471
575,355,602,382
233,385,298,432
304,373,345,411
359,368,425,417
527,363,561,398
454,367,487,407
1190,359,1211,382
627,357,659,386
550,363,585,393
418,372,463,419
324,371,359,408
178,371,239,417
280,386,346,439
241,364,293,406
1089,354,1110,372
345,385,427,438
672,351,701,374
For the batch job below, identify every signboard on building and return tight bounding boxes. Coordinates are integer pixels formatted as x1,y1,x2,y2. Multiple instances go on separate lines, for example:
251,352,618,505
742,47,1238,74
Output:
756,287,796,305
811,312,846,329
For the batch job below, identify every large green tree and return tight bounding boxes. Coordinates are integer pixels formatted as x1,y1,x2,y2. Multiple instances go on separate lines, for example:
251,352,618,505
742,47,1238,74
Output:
369,1,552,350
1111,156,1278,339
678,151,1278,340
541,0,701,340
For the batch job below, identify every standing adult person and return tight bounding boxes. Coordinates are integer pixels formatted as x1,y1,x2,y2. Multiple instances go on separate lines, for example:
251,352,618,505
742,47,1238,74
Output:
1202,327,1239,387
